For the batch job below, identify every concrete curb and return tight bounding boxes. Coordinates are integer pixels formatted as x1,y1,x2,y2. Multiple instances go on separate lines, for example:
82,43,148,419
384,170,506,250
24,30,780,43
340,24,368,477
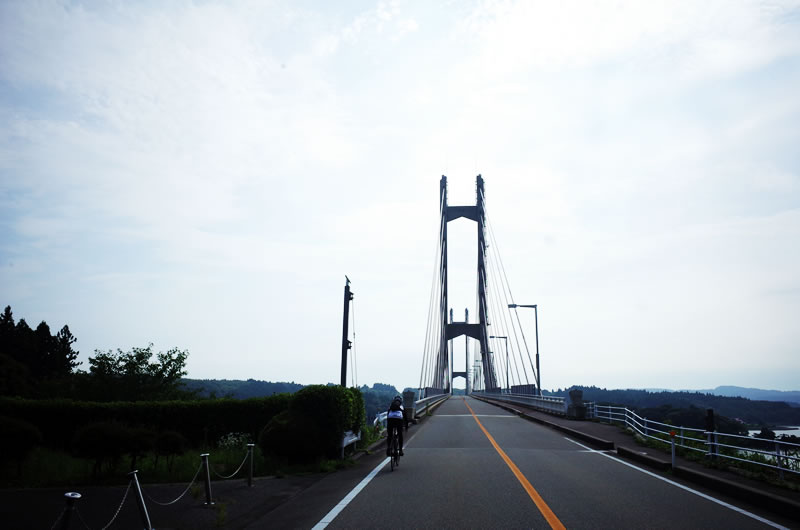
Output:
672,466,800,520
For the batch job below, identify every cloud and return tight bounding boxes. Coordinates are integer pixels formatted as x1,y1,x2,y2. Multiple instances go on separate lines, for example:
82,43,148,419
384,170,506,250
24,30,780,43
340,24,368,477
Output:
1,0,799,391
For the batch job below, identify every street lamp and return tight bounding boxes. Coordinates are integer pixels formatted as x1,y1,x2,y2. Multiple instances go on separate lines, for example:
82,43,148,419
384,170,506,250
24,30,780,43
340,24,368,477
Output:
508,304,540,396
489,335,508,392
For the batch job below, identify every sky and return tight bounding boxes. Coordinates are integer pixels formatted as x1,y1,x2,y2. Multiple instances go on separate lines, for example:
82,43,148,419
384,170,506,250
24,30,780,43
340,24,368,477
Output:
1,0,799,393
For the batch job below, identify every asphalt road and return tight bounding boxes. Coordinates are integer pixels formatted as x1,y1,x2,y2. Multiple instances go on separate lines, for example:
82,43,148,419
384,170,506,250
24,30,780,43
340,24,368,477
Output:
294,396,790,530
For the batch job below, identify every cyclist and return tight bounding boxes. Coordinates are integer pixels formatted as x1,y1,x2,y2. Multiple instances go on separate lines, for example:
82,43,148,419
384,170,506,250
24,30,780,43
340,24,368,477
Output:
386,394,405,457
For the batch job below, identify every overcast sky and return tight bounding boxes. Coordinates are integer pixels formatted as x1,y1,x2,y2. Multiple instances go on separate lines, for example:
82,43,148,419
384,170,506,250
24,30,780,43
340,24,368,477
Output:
2,0,799,393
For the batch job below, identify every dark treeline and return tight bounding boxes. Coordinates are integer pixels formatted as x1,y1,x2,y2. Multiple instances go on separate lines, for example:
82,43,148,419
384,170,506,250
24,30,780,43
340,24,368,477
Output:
359,383,400,423
547,385,800,430
184,378,403,424
0,306,80,397
0,305,190,401
182,379,304,399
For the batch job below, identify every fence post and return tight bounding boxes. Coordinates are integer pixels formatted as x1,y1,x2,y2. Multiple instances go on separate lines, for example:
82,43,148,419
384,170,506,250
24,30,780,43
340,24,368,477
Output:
775,441,784,481
247,443,255,487
128,470,153,530
60,492,81,530
670,431,676,469
705,409,717,461
200,453,214,506
680,427,684,448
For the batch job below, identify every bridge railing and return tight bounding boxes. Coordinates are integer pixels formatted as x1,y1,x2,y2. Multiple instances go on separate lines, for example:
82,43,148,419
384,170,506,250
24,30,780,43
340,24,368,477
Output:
594,404,800,478
471,392,576,416
372,393,451,431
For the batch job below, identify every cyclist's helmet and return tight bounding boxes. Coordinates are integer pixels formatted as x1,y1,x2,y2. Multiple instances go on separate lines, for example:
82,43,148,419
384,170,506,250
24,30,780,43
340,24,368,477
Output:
394,395,402,402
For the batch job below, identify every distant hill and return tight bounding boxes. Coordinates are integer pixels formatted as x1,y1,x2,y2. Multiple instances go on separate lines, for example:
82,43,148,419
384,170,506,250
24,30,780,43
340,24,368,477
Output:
182,378,304,399
698,386,800,405
547,386,800,429
181,378,404,425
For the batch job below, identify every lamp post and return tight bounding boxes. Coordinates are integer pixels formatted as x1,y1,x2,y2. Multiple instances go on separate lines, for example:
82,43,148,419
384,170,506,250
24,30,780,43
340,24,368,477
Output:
508,304,540,396
489,335,508,392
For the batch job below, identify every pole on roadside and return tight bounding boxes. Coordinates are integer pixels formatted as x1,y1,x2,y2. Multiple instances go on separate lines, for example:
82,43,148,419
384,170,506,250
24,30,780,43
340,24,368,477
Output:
341,276,354,387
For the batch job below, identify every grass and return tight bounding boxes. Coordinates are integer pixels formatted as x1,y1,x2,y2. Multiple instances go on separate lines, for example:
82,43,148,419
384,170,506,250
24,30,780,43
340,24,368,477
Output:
2,444,279,489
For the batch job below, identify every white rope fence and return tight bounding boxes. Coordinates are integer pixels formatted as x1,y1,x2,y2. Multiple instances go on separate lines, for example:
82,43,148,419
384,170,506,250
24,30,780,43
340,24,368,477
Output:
47,444,257,530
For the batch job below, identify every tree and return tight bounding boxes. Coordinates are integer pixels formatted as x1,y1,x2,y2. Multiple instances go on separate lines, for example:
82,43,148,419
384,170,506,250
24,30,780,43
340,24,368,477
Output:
53,325,81,375
0,306,14,347
83,344,189,401
0,307,81,397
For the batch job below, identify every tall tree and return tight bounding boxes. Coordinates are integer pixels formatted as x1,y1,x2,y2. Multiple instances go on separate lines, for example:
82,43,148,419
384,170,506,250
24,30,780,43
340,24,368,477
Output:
84,344,189,401
53,325,81,375
34,321,53,378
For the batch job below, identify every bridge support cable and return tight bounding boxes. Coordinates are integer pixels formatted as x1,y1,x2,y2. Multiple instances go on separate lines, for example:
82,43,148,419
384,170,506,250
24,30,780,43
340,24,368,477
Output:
486,226,529,388
482,188,540,390
485,254,526,388
419,192,448,396
480,187,540,392
418,200,439,393
480,204,523,391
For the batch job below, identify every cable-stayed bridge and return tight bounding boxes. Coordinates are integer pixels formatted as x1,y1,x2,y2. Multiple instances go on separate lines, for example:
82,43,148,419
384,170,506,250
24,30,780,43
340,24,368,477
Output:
308,175,793,529
419,175,541,399
272,175,792,530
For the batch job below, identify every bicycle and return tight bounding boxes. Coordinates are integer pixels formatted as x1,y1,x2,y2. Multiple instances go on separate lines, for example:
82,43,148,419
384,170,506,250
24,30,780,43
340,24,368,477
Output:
389,426,400,471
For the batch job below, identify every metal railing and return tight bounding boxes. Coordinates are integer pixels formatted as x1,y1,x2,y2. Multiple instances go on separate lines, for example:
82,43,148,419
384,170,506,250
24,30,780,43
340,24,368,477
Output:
372,393,451,431
412,392,450,417
341,430,362,458
472,391,574,416
594,404,800,478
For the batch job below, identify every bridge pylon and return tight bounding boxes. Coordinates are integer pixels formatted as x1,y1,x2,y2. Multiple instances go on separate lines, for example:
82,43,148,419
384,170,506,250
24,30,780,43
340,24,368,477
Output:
435,175,499,394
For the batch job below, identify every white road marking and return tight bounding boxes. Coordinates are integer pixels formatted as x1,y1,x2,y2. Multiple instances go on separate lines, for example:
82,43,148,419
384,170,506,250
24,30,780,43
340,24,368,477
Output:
312,429,421,529
564,437,788,530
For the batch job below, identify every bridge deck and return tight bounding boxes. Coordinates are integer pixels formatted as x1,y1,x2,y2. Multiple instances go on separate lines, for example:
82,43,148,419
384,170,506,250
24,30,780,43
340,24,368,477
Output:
303,397,791,529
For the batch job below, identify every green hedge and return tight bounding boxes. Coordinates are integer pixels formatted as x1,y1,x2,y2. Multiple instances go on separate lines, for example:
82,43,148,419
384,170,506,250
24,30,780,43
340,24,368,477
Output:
0,394,291,451
259,385,365,462
0,386,365,466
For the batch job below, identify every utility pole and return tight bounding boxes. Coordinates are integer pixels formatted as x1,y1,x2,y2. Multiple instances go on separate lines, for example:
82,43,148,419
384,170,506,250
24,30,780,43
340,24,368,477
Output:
340,276,354,387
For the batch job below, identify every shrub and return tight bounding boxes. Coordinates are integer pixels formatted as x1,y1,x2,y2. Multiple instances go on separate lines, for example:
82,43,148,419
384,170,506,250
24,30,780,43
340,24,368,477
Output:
155,430,187,472
217,432,252,449
259,385,366,462
126,426,157,470
72,421,131,476
259,410,319,464
0,394,292,451
0,416,42,475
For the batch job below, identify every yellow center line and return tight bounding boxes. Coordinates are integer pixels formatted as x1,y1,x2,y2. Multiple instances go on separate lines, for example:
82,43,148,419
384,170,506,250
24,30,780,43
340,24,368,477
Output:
463,398,566,530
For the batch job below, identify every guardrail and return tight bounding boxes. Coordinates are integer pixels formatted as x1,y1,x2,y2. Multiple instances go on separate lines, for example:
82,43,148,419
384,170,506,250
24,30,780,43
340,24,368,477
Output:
594,404,800,478
472,391,576,416
412,393,450,418
341,430,362,458
372,393,451,431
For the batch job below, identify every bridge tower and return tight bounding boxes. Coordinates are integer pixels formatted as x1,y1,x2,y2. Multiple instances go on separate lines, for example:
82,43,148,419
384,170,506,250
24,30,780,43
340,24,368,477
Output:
436,175,499,393
449,308,470,394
